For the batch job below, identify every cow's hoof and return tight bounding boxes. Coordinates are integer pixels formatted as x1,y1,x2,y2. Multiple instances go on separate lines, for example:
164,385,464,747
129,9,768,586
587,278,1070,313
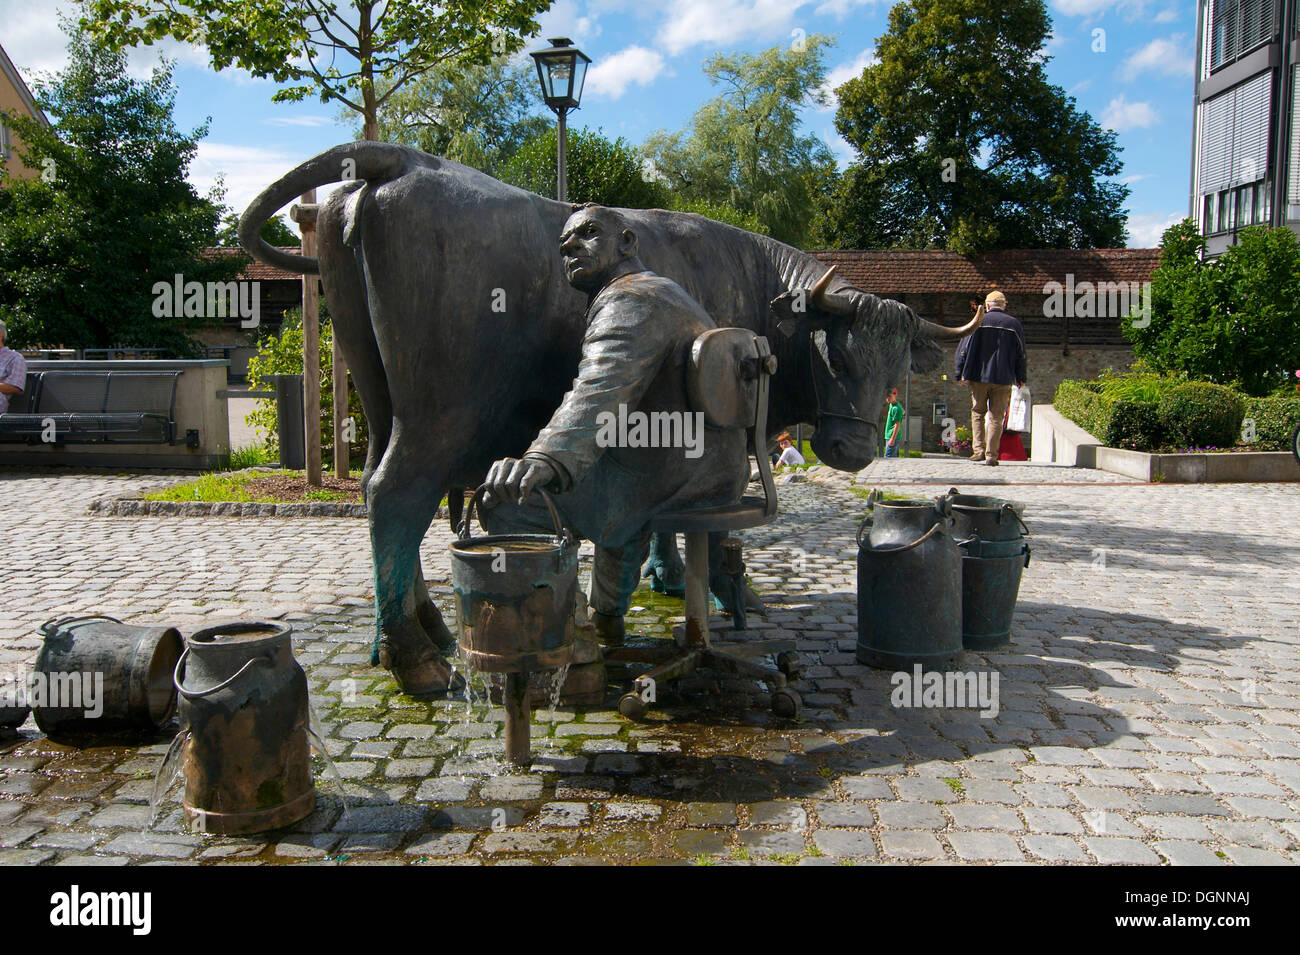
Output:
591,611,625,647
378,641,463,696
416,601,457,654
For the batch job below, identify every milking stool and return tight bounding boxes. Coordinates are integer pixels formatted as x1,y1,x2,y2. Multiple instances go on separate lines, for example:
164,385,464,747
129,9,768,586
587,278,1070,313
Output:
605,329,802,719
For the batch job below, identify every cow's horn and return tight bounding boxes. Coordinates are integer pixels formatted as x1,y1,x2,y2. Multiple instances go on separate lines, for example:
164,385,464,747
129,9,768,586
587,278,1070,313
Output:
808,265,856,317
916,304,985,340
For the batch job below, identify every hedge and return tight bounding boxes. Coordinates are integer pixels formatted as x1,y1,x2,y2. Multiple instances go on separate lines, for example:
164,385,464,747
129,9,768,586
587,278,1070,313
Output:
1053,374,1254,451
1243,392,1300,451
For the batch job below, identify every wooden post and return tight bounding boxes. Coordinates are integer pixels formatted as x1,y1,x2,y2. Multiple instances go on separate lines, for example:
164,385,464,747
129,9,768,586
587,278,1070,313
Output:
333,339,349,478
295,190,322,486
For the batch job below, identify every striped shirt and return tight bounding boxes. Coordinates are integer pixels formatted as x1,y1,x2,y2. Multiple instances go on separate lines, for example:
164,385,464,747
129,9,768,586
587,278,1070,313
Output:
0,346,27,414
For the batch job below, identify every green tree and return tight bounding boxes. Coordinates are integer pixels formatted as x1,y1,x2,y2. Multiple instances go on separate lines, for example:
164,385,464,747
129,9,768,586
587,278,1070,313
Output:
1123,220,1300,397
823,0,1128,252
501,126,669,208
217,211,298,247
368,58,549,176
0,25,239,354
641,36,838,246
82,0,553,140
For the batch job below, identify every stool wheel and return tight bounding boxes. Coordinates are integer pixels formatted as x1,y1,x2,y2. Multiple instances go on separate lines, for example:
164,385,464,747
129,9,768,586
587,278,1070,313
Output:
771,688,801,718
776,651,802,678
618,692,647,720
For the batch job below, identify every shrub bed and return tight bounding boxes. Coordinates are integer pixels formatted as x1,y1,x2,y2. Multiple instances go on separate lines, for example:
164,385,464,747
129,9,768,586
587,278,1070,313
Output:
1243,392,1300,451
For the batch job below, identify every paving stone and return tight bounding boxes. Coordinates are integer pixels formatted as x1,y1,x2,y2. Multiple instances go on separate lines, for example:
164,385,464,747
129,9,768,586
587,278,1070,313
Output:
1022,834,1089,862
1220,846,1291,865
1153,840,1225,866
815,803,876,828
481,831,579,853
811,830,877,858
675,830,728,856
1132,792,1229,816
840,777,892,800
604,802,664,824
739,829,808,855
946,805,1024,831
405,832,477,856
1022,808,1084,835
685,803,738,827
100,832,201,859
332,805,429,833
879,830,946,861
479,775,544,802
878,802,946,830
537,802,592,828
415,778,475,803
894,777,962,802
946,832,1023,862
1084,837,1161,864
1205,819,1290,849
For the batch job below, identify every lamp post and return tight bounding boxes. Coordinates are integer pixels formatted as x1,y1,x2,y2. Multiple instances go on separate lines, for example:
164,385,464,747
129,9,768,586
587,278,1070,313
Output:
530,37,590,202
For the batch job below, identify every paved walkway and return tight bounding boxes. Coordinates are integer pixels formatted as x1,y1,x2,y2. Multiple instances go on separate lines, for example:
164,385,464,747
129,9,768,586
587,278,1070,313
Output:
1,460,1298,865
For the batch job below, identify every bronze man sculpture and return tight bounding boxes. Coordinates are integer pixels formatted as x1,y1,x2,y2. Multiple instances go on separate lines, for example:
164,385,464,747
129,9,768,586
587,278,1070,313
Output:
482,204,749,638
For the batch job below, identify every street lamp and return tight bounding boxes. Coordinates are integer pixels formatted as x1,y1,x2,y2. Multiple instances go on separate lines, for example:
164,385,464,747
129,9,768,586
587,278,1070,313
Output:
530,37,590,202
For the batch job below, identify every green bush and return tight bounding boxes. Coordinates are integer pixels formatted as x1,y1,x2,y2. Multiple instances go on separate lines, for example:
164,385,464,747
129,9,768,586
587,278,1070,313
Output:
1054,376,1169,450
1243,392,1300,451
245,308,368,466
1124,220,1300,396
1157,381,1245,449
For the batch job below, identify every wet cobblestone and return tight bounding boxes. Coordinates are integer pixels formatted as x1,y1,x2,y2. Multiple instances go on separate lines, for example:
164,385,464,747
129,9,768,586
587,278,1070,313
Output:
1,461,1298,864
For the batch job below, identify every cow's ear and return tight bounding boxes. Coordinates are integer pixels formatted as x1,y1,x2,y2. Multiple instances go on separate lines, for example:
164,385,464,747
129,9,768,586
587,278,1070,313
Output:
770,290,826,337
910,338,943,374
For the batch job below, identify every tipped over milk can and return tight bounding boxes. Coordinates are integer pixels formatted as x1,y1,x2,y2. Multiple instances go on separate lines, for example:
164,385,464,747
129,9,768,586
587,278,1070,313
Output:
33,615,182,739
175,621,314,834
946,489,1031,651
856,493,963,670
451,487,577,765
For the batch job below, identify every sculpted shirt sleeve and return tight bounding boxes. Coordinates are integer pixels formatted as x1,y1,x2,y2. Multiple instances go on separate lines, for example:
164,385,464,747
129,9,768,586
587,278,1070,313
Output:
525,282,673,492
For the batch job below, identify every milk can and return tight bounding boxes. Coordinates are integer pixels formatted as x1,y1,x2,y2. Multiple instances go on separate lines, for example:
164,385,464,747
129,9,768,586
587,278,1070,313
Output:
174,621,315,834
33,615,182,739
945,489,1032,651
855,492,964,670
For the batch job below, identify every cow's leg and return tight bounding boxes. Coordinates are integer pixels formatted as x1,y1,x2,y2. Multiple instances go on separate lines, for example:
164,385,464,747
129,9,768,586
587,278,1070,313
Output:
366,437,457,695
414,566,456,654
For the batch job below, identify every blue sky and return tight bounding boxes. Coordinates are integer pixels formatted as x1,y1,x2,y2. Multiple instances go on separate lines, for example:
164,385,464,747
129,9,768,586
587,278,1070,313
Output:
3,0,1195,246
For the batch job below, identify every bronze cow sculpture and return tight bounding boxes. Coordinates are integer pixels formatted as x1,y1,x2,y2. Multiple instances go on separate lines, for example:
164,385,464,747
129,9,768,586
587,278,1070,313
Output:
239,142,979,693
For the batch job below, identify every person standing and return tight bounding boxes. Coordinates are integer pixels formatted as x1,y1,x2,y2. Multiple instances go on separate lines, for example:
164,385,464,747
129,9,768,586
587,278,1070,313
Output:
883,387,903,458
954,291,1026,466
0,320,27,414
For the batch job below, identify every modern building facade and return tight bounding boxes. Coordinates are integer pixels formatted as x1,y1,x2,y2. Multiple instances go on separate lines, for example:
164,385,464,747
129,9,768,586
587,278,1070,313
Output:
1190,0,1300,254
0,42,50,183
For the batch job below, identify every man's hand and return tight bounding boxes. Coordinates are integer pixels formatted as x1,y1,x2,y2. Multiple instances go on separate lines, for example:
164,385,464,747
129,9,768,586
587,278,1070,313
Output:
483,456,555,507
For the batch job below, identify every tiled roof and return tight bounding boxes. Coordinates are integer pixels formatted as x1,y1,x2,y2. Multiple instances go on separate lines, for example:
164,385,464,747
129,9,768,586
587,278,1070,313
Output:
808,248,1163,296
202,246,303,281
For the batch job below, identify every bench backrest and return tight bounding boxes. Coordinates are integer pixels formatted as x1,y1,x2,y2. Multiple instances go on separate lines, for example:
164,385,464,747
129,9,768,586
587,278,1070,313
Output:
7,372,42,414
34,371,180,416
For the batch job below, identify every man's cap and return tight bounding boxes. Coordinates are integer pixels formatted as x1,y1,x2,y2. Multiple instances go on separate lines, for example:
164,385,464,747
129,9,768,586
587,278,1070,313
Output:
984,291,1007,309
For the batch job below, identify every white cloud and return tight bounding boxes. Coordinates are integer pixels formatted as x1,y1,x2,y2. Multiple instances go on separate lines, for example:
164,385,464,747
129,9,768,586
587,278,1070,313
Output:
1051,0,1150,18
191,142,344,219
656,0,806,56
1120,173,1151,185
1153,7,1179,22
585,46,667,99
816,47,876,111
813,0,886,16
1101,94,1159,131
535,0,604,49
262,116,338,128
1126,210,1183,247
1122,35,1194,79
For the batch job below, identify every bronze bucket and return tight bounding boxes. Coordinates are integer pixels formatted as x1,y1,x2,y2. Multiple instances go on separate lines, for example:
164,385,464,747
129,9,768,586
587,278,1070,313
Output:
33,615,182,740
450,487,578,674
174,621,315,835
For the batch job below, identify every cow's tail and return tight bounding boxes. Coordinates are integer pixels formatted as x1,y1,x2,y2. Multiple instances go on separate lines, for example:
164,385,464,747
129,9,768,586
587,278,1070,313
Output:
237,141,412,274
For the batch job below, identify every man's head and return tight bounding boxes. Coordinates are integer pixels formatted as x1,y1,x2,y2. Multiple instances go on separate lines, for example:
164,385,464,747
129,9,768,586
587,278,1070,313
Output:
559,204,644,294
984,290,1007,311
0,318,7,347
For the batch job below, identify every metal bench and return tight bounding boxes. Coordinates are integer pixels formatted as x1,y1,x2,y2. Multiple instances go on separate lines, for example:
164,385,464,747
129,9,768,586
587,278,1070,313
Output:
0,370,191,445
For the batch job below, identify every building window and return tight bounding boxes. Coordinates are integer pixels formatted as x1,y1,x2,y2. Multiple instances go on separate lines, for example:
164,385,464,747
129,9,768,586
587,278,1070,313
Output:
0,120,10,161
1210,0,1277,72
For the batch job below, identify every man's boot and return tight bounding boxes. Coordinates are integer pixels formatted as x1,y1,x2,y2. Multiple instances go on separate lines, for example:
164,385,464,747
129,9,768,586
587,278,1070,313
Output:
591,610,625,647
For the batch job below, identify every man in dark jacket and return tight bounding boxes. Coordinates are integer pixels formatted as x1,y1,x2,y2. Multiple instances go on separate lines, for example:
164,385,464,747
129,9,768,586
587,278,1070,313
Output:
954,290,1027,466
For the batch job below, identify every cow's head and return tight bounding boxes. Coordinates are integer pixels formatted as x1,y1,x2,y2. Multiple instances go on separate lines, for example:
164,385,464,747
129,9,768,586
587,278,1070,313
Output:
771,267,983,471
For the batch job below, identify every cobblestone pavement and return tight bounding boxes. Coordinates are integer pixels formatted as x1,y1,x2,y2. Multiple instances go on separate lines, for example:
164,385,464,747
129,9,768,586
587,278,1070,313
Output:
1,462,1298,865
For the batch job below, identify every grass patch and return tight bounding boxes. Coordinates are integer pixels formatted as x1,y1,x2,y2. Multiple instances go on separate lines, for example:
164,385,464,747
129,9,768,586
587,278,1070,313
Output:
217,444,276,471
142,469,360,504
940,777,965,794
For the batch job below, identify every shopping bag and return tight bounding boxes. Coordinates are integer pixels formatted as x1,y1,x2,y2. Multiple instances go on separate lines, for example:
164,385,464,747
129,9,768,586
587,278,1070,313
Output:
1007,384,1031,433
